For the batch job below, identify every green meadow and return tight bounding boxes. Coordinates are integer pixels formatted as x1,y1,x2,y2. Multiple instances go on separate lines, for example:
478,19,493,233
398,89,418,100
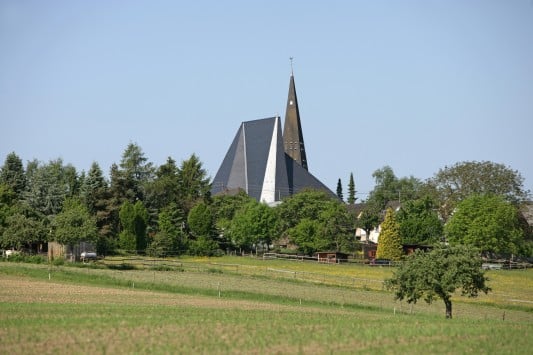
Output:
1,258,532,354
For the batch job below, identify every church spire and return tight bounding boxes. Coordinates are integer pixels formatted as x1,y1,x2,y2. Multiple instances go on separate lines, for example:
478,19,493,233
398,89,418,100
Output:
283,61,308,170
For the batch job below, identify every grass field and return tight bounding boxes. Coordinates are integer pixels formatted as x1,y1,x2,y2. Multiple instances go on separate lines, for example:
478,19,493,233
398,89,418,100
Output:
1,257,532,354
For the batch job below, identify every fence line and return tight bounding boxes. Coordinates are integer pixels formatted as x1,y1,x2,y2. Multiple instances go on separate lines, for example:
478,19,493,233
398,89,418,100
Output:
98,256,385,290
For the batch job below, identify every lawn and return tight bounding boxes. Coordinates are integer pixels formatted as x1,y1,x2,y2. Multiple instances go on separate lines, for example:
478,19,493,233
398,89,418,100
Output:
0,258,531,354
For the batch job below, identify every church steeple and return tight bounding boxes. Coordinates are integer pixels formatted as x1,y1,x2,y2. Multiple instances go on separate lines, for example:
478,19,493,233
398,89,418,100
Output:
283,64,308,170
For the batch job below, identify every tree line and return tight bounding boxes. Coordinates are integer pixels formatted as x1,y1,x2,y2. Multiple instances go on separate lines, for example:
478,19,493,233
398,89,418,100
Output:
0,143,531,259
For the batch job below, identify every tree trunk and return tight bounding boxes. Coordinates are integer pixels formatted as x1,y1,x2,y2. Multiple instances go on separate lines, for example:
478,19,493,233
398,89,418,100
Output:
444,297,452,319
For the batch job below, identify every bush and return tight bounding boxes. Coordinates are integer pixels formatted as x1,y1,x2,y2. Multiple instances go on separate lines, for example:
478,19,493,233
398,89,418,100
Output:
52,257,65,266
189,236,219,256
2,254,46,264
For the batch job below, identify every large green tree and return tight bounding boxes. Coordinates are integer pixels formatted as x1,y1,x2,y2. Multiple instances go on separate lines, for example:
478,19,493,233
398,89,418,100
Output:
120,142,154,184
80,162,115,254
80,162,107,214
385,245,490,319
289,218,327,256
276,189,334,233
278,190,352,255
145,157,181,212
228,200,278,252
1,210,47,251
428,161,529,221
24,159,79,217
444,194,525,256
177,154,211,214
210,190,254,249
52,198,97,256
376,208,402,260
116,143,154,202
118,200,148,252
320,200,353,252
368,166,422,210
396,197,443,245
187,201,218,256
147,203,186,257
187,202,214,238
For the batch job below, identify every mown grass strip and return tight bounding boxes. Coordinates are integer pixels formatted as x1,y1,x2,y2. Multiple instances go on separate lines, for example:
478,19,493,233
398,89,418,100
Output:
0,263,387,313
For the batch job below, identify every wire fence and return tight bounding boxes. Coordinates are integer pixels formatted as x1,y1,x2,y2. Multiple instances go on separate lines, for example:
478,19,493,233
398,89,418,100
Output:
96,256,386,290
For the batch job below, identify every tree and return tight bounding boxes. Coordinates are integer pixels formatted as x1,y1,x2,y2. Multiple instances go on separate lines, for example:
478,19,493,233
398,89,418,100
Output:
120,142,154,183
356,202,381,242
187,202,214,238
118,142,154,202
276,189,347,253
276,189,334,232
396,197,443,245
347,172,357,205
118,200,148,252
428,161,530,221
147,203,186,257
24,159,78,217
336,178,344,201
368,166,422,210
376,208,402,260
1,211,47,250
319,200,353,251
80,162,115,254
289,218,326,255
177,154,211,214
80,162,107,214
228,200,278,252
52,198,97,254
1,152,26,198
385,245,490,319
444,194,525,256
145,157,181,211
187,202,219,256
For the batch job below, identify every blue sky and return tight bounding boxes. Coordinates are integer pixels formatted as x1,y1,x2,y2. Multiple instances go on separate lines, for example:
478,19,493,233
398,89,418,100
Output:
1,0,532,199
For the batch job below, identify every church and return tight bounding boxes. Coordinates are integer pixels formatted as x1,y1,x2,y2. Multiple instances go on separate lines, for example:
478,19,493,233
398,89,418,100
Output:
211,70,335,204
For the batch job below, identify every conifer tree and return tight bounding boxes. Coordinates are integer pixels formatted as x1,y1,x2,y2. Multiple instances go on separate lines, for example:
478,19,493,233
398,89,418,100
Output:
336,178,344,201
0,152,26,198
376,208,403,260
347,172,356,205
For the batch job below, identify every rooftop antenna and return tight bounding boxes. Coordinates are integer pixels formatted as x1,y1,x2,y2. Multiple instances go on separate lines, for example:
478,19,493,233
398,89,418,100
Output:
289,57,294,75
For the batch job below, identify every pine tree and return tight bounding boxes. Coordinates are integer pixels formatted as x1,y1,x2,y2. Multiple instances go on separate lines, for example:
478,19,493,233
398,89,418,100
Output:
336,178,344,201
0,152,26,198
376,208,403,260
347,172,356,205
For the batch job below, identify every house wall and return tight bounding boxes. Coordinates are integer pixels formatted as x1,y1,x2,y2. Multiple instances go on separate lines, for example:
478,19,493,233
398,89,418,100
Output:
355,226,381,244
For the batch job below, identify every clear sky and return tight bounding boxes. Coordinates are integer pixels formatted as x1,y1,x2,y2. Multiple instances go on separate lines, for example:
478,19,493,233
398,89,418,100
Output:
1,0,532,199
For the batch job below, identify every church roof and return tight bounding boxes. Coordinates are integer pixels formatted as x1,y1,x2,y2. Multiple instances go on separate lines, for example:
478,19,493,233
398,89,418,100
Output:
211,116,335,203
283,73,308,171
211,71,335,204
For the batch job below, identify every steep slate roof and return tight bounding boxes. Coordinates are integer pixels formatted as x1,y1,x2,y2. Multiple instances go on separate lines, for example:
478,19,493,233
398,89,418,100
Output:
283,73,308,171
211,117,290,203
211,116,335,204
211,71,335,204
